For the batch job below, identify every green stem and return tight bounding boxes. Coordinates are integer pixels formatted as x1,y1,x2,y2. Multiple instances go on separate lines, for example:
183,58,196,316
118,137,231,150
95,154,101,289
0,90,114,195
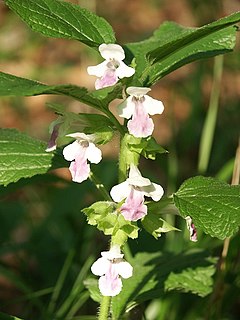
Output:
198,55,223,173
89,172,112,201
103,108,125,136
98,295,111,320
118,134,141,182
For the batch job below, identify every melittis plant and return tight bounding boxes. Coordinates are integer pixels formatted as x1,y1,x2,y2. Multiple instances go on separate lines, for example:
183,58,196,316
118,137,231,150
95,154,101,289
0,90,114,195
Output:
0,0,240,319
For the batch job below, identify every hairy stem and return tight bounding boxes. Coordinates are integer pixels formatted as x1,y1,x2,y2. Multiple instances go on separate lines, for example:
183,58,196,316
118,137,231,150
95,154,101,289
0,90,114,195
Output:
98,295,111,320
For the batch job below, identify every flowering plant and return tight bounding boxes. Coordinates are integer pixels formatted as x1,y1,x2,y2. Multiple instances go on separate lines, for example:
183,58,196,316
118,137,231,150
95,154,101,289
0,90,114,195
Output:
0,0,240,319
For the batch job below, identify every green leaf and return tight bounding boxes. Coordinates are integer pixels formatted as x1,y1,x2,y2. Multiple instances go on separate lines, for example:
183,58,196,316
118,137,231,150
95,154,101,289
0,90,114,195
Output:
112,251,216,318
142,212,179,239
125,22,189,84
0,71,123,114
125,134,167,161
164,264,216,297
127,12,240,86
0,312,23,320
48,103,115,145
82,201,139,243
0,129,66,186
4,0,115,47
173,176,240,239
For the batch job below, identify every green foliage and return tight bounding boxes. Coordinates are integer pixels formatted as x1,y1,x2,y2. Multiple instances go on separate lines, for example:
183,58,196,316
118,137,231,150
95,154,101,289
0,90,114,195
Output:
164,263,216,297
48,103,115,145
127,135,168,160
1,1,240,319
127,12,240,86
0,72,120,112
0,313,23,320
4,0,116,47
173,176,240,239
111,251,217,319
0,129,66,186
82,201,139,244
142,212,179,239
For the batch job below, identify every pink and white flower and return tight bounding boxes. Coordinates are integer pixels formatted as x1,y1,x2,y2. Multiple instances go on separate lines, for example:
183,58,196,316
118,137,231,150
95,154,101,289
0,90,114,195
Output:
185,216,198,242
117,87,164,138
63,133,102,183
91,245,133,297
110,165,164,221
87,44,135,90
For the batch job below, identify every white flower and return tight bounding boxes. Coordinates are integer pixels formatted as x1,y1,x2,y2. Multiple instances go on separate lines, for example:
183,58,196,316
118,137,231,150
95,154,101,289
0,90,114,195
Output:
110,164,164,221
91,245,133,297
87,44,135,90
117,87,164,138
63,133,102,183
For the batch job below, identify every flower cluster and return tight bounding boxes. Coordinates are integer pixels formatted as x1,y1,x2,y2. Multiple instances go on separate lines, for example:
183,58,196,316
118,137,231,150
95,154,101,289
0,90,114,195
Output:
46,44,170,297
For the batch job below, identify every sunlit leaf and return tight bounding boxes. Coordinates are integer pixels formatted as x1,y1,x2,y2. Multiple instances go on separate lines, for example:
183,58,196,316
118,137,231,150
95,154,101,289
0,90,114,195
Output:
173,176,240,239
0,129,66,186
4,0,115,47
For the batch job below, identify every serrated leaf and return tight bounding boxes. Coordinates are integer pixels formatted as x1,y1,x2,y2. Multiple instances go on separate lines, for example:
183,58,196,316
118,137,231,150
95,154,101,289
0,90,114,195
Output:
164,265,216,297
173,176,240,239
112,251,216,319
0,72,105,110
4,0,115,47
0,129,66,186
126,12,240,86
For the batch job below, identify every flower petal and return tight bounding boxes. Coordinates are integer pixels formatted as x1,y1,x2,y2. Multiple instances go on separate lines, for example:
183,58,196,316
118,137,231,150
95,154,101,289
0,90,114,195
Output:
101,245,124,260
66,132,92,141
87,61,108,77
69,152,90,183
99,43,125,61
110,181,131,203
126,86,151,97
63,141,80,161
185,216,198,242
120,188,147,221
91,257,111,276
95,68,118,89
142,95,164,115
127,100,154,138
140,182,164,201
86,142,102,164
99,274,122,296
117,97,135,119
127,165,151,187
116,61,135,79
116,261,133,279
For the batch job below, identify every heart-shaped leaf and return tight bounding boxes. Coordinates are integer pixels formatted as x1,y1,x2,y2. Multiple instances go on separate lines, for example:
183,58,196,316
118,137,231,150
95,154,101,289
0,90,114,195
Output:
173,176,240,239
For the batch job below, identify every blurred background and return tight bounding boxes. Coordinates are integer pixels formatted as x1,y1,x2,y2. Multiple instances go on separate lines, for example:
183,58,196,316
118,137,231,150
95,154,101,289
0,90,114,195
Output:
0,0,240,319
